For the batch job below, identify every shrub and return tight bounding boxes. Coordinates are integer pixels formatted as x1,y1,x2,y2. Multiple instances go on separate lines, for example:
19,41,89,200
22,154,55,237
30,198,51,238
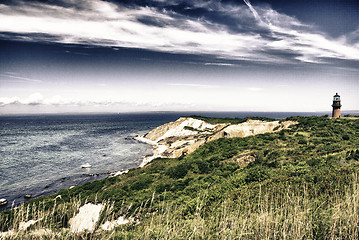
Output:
166,163,188,179
245,165,269,183
190,160,209,174
219,162,239,172
347,150,359,161
254,151,265,164
267,151,281,160
298,138,307,144
222,149,238,159
273,125,280,131
130,175,154,190
307,157,323,167
155,183,171,193
342,135,350,140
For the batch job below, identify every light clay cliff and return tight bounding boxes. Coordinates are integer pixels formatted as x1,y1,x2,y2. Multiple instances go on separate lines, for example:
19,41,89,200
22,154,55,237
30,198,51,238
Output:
136,117,297,166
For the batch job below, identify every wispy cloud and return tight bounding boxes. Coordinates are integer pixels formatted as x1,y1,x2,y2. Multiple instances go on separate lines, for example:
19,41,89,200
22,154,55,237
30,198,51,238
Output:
204,62,235,67
0,72,43,83
0,0,358,66
243,0,261,21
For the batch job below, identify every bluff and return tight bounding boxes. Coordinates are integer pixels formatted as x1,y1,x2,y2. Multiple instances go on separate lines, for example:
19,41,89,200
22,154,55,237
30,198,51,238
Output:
136,116,297,162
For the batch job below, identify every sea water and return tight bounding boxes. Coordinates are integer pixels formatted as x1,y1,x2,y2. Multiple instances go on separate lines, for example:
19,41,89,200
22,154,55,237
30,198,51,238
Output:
2,111,354,208
0,113,183,207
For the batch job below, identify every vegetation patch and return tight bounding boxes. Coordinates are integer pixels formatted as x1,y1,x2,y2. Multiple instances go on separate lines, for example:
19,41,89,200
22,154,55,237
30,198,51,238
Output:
189,115,277,124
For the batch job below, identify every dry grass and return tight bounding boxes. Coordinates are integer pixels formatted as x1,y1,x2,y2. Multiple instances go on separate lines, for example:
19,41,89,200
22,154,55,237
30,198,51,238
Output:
131,176,358,240
1,175,359,239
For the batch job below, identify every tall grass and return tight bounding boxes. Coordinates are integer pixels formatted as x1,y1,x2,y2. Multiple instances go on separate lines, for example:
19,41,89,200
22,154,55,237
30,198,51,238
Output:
130,174,358,239
2,174,358,239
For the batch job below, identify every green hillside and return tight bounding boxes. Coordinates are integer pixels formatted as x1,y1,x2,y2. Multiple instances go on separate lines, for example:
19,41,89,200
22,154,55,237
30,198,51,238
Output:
1,115,359,239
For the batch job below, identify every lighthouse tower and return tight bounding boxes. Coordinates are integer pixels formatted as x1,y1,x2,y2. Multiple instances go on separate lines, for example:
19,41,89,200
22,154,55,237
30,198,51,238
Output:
332,93,341,118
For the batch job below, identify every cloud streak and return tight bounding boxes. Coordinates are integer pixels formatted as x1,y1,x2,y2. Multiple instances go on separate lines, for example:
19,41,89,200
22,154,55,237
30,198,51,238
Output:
0,72,43,83
243,0,261,21
0,0,358,66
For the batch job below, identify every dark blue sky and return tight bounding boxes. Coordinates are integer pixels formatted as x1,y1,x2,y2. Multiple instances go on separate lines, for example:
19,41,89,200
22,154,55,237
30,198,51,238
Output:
0,0,358,113
256,0,358,36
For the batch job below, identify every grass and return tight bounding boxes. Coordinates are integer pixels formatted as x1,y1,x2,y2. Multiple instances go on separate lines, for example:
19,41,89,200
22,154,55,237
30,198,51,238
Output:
1,175,358,239
189,115,277,124
1,115,359,239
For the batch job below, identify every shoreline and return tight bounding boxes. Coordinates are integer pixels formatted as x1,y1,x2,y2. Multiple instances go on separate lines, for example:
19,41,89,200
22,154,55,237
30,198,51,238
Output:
0,112,323,211
134,136,167,167
1,114,299,210
0,141,147,211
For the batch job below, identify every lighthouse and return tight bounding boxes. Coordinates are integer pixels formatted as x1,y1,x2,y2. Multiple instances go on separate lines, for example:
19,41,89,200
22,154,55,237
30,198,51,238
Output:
331,93,341,118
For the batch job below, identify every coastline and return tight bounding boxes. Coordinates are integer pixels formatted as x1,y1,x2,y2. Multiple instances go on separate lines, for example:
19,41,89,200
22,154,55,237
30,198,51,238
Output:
2,112,349,210
1,135,154,211
134,136,167,167
1,114,299,210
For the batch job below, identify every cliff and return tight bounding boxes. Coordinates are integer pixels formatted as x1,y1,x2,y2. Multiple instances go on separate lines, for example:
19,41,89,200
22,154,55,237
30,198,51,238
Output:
136,117,297,163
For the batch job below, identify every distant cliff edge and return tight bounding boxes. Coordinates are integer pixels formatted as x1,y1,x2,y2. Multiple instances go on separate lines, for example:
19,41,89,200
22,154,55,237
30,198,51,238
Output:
136,117,297,166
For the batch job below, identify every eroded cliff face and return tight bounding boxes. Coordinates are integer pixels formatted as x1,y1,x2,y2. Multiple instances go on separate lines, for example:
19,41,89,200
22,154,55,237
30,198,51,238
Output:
143,117,225,142
136,117,297,165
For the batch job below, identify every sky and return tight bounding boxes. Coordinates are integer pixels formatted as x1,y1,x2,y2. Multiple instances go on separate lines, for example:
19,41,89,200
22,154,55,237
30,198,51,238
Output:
0,0,358,114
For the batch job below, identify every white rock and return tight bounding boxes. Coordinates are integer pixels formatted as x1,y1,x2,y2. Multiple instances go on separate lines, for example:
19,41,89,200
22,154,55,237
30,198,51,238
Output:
69,203,103,233
30,228,53,236
0,230,15,238
134,136,157,145
19,219,39,231
113,169,129,176
156,118,216,142
223,120,280,138
100,216,130,231
143,117,217,143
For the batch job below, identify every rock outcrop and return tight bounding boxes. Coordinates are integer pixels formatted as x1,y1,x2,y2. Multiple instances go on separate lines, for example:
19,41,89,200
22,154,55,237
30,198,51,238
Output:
136,117,297,163
69,203,104,233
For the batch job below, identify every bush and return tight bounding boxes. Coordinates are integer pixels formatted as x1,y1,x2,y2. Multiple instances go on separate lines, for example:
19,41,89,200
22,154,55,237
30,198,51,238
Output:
166,163,188,179
190,160,209,174
219,162,239,172
347,150,359,161
155,182,171,193
130,175,154,190
245,166,269,183
254,151,265,164
267,151,281,160
307,157,323,167
222,149,238,159
342,135,350,140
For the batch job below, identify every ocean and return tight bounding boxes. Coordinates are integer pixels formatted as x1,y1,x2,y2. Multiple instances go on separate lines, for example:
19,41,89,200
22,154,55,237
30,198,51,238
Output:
0,111,354,208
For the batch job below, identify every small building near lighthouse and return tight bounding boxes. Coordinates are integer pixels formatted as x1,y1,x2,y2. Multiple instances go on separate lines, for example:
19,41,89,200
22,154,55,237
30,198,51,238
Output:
332,93,341,118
